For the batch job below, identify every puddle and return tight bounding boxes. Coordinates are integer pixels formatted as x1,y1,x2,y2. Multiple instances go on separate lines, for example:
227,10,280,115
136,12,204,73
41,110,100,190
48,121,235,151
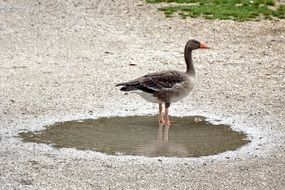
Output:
19,116,249,157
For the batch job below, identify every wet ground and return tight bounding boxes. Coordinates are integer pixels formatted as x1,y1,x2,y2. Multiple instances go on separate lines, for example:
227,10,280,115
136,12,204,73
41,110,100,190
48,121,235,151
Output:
20,116,249,157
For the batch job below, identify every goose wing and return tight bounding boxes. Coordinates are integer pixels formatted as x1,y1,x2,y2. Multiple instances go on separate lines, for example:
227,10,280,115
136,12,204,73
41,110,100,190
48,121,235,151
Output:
116,71,186,93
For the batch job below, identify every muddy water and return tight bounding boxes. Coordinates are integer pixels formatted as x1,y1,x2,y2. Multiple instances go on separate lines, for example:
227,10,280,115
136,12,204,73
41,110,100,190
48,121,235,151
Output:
19,116,249,157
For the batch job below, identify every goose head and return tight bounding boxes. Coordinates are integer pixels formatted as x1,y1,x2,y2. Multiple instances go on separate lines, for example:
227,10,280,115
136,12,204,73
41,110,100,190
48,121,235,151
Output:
185,39,210,51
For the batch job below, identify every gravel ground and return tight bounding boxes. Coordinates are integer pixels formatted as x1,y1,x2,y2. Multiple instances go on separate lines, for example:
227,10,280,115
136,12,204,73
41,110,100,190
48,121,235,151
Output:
0,0,285,189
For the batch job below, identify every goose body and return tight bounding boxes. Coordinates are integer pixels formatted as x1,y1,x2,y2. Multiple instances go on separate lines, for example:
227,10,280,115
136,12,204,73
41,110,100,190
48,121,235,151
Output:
117,70,195,104
116,40,209,126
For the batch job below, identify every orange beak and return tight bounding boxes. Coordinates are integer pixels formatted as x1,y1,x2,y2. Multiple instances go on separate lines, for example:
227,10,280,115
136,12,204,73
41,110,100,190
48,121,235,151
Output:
199,42,210,49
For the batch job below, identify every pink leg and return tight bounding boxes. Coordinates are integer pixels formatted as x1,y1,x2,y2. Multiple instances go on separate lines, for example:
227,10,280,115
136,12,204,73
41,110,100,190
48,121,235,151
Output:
159,103,165,124
164,106,170,126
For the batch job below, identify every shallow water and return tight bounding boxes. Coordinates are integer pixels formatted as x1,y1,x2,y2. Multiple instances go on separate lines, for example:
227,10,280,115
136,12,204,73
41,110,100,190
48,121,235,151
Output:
19,116,249,157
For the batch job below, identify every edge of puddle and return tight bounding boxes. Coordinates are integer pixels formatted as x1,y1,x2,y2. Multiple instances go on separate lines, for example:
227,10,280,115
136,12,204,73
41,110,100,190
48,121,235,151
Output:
1,106,283,166
19,115,250,158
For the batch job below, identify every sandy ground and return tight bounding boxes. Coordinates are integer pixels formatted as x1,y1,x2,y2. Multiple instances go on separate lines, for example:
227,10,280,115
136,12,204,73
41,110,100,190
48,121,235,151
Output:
0,0,285,189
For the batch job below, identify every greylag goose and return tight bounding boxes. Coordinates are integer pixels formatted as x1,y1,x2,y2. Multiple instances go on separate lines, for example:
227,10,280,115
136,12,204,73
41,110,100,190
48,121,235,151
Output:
116,39,209,126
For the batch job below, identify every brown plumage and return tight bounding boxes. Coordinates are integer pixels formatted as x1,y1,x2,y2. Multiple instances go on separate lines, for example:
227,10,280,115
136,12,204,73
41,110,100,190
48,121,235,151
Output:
116,39,209,126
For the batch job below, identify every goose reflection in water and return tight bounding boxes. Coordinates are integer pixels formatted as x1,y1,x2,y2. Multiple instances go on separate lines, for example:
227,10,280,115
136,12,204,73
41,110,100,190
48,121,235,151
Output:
136,123,189,157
